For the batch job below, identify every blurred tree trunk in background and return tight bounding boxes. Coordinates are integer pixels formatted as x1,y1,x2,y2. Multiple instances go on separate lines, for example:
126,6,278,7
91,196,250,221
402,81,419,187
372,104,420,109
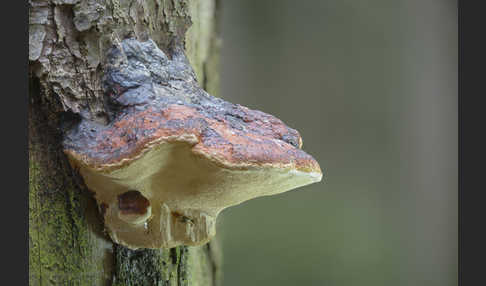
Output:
29,0,221,285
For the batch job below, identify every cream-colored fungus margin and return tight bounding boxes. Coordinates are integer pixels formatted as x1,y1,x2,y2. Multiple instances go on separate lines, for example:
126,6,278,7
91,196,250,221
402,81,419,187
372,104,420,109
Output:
73,140,322,249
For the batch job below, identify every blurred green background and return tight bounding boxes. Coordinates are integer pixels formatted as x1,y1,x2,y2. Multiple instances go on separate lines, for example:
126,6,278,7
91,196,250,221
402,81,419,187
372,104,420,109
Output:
217,0,457,285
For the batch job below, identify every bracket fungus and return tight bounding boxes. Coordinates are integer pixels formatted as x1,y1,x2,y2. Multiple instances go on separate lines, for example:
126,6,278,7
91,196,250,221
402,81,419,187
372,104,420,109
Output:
63,38,322,249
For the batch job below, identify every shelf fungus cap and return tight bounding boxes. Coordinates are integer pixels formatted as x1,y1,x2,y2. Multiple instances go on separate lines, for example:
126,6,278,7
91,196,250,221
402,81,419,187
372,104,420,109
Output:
63,38,322,249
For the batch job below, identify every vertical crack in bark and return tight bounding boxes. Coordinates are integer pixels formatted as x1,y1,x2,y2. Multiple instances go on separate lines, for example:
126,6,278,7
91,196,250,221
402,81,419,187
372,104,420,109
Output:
35,133,43,286
206,243,219,286
177,246,188,286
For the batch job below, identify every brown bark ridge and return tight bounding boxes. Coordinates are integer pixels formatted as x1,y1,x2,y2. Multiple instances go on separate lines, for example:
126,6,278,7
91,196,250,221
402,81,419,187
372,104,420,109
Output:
29,0,222,285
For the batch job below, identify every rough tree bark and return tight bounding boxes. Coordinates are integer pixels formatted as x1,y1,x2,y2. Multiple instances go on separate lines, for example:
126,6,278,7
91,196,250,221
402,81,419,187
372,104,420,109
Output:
29,0,221,285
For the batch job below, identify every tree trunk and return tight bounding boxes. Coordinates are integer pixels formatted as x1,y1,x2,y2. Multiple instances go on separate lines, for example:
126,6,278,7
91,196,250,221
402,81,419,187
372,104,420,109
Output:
29,0,221,285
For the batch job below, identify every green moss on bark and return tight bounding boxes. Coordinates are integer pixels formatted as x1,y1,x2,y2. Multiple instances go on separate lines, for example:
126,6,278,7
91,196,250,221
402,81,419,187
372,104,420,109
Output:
29,78,113,285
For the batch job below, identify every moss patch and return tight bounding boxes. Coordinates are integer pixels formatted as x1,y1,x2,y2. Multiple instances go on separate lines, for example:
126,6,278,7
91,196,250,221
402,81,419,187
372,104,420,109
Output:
29,78,111,285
